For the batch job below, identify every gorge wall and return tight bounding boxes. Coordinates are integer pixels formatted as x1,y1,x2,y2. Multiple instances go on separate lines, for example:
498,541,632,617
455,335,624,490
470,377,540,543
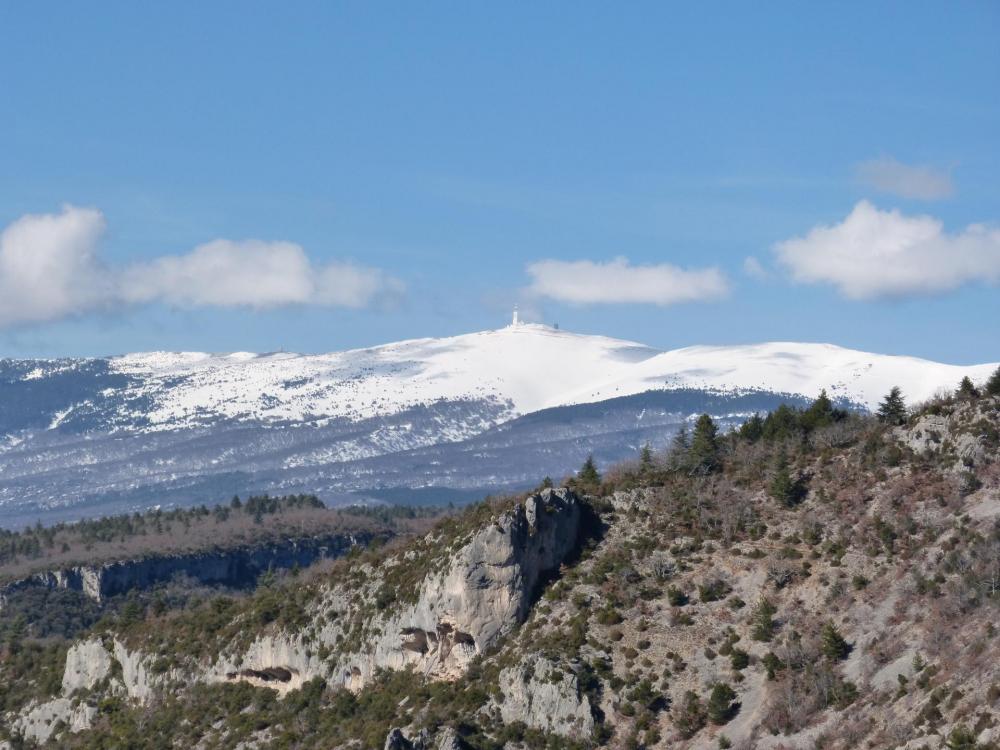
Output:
0,532,381,610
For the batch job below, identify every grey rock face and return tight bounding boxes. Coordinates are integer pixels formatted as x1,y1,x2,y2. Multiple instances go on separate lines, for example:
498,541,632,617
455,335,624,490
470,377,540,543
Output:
897,413,950,456
496,656,594,739
433,726,467,750
60,637,170,703
9,698,96,745
62,638,114,694
385,728,417,750
382,727,463,750
384,727,468,750
336,488,583,688
0,567,101,612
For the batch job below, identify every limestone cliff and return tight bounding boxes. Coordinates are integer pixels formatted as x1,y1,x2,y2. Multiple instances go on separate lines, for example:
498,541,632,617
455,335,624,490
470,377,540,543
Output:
216,488,584,691
337,487,582,686
0,532,375,611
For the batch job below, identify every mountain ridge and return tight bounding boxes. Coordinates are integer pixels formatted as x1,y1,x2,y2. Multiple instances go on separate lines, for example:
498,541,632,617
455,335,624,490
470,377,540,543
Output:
1,324,995,527
5,324,995,432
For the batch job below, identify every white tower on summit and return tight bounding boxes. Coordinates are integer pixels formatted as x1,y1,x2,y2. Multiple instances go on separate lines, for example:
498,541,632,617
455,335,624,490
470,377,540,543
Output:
511,305,520,327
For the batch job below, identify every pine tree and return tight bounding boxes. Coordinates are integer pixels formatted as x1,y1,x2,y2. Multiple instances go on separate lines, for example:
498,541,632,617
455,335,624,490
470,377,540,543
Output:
640,443,654,472
738,413,764,442
688,414,721,475
761,652,784,679
956,376,979,399
258,566,276,588
761,404,802,441
669,426,690,470
769,452,799,507
750,598,777,642
820,621,851,660
577,454,601,488
876,386,907,425
802,389,835,429
706,682,738,724
986,366,1000,397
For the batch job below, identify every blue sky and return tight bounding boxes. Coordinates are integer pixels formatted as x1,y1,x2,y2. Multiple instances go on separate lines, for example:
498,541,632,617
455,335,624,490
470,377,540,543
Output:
0,2,997,363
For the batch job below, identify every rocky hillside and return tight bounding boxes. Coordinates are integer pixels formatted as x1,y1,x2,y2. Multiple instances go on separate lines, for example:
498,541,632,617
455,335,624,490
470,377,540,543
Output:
2,384,999,749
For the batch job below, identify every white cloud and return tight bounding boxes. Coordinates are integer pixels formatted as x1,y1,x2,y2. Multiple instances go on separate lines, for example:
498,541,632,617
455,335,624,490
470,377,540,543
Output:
526,257,729,306
0,205,113,326
0,206,403,328
121,240,402,310
774,200,1000,300
855,156,954,200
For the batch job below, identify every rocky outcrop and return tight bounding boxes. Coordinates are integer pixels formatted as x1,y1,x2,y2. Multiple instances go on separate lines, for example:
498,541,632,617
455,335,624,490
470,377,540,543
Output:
333,488,583,688
433,726,466,750
61,638,115,694
5,636,168,744
383,726,466,750
8,697,96,745
895,397,999,470
218,489,584,693
0,532,376,611
60,636,177,704
0,567,102,611
385,728,419,750
495,657,594,739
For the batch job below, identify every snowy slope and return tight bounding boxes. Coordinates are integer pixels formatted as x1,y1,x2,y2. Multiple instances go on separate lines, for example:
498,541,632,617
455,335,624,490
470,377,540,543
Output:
103,323,995,431
558,340,998,411
106,325,657,430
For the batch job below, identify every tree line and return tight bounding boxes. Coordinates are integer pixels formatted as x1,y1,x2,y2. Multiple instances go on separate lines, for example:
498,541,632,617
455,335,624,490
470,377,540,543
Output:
569,364,1000,494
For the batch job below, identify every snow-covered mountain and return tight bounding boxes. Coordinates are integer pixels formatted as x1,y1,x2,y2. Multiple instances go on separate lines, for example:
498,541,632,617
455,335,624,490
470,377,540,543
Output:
0,323,995,527
52,323,1000,428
